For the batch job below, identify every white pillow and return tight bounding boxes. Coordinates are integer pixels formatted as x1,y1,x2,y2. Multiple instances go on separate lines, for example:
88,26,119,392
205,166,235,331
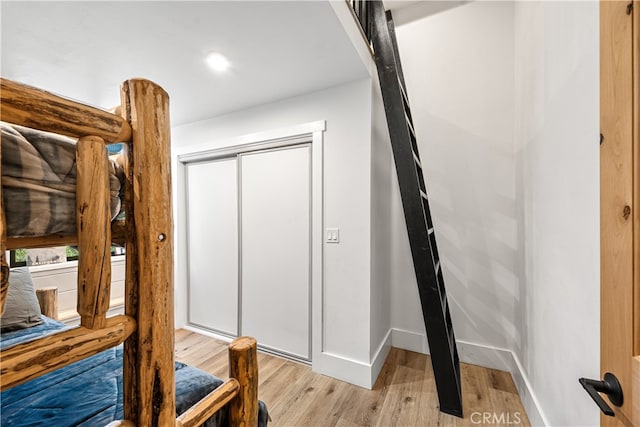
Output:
1,267,44,332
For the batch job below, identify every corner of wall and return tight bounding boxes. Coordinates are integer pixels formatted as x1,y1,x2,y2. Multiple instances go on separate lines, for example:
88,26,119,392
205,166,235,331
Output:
390,326,548,426
369,59,393,379
370,329,392,386
172,154,188,329
457,341,548,426
513,2,600,426
312,328,392,390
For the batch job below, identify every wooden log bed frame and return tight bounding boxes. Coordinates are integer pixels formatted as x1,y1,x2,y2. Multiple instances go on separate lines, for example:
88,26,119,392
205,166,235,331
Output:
0,77,259,427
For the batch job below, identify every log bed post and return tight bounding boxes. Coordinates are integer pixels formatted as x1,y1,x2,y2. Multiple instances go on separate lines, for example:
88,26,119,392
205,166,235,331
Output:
0,142,8,316
228,337,259,427
120,79,175,426
36,287,58,319
120,134,140,423
76,136,112,329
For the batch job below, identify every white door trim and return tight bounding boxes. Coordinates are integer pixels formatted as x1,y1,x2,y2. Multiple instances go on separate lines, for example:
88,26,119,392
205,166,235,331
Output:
175,121,325,365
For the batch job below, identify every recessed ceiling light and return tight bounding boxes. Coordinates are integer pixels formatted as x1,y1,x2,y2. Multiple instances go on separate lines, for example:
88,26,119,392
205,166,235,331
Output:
206,52,231,72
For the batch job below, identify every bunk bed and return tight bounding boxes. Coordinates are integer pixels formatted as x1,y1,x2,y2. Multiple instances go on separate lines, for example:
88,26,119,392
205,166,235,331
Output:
0,77,266,426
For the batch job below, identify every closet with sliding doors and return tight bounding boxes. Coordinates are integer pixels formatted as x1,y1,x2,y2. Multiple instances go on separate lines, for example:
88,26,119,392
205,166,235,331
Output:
185,141,312,362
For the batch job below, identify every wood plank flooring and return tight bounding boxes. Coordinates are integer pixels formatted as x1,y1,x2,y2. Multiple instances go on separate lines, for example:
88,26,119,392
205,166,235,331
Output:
175,329,530,427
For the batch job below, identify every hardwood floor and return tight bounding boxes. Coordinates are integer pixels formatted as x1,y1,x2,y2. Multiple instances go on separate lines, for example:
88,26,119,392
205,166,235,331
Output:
175,330,530,427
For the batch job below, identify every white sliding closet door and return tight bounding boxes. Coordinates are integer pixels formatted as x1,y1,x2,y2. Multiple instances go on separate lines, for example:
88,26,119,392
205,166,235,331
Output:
186,158,238,335
240,145,311,360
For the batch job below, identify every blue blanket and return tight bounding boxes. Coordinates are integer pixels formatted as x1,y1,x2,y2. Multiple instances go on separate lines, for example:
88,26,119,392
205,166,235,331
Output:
1,318,268,426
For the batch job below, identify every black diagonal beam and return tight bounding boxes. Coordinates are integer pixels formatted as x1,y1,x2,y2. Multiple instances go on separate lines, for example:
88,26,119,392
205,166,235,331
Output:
368,0,463,417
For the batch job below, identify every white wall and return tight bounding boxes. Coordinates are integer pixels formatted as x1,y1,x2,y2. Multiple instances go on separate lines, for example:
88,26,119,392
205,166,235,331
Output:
393,1,600,425
173,79,385,387
393,1,519,356
514,2,600,426
369,73,393,374
171,3,601,418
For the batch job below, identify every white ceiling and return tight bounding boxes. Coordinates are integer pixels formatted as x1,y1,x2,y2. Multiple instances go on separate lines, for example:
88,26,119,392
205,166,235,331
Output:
1,1,369,126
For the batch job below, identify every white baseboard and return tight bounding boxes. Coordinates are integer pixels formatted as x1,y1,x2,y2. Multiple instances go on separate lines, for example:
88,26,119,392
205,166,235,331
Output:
182,324,234,344
390,328,548,426
181,324,548,425
370,329,392,387
391,327,429,353
184,324,393,389
183,323,548,426
313,329,392,390
508,352,548,427
312,351,373,389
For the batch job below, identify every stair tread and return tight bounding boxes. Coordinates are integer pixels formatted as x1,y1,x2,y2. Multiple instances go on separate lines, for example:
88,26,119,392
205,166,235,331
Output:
413,151,422,168
405,112,415,135
400,81,409,104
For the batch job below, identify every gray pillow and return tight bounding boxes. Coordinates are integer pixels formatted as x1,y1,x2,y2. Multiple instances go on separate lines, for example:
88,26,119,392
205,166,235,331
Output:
1,267,44,332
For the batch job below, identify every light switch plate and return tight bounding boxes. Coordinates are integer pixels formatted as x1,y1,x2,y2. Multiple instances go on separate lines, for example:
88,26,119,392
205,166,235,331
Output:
326,228,340,243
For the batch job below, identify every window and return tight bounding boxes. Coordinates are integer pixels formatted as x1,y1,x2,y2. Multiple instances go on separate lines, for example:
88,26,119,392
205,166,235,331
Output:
9,246,125,268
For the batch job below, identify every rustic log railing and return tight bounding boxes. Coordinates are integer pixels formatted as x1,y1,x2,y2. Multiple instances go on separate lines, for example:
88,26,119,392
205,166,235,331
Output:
176,379,241,427
177,336,258,427
6,219,127,250
0,314,136,390
0,77,260,427
0,78,131,143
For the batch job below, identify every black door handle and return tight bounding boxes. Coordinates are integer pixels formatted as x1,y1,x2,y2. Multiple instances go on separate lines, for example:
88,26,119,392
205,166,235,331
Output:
579,372,623,416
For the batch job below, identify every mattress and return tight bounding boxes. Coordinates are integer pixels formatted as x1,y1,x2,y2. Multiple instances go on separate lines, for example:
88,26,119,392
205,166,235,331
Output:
1,122,124,237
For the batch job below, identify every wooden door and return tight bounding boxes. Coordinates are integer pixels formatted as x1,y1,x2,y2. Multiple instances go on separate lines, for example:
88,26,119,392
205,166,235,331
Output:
600,1,639,426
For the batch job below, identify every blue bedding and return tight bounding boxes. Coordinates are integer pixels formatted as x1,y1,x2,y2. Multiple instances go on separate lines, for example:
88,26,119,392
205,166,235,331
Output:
1,318,268,426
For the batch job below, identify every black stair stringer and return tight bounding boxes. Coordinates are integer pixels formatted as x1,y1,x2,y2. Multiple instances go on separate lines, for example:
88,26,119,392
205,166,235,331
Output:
367,0,463,417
